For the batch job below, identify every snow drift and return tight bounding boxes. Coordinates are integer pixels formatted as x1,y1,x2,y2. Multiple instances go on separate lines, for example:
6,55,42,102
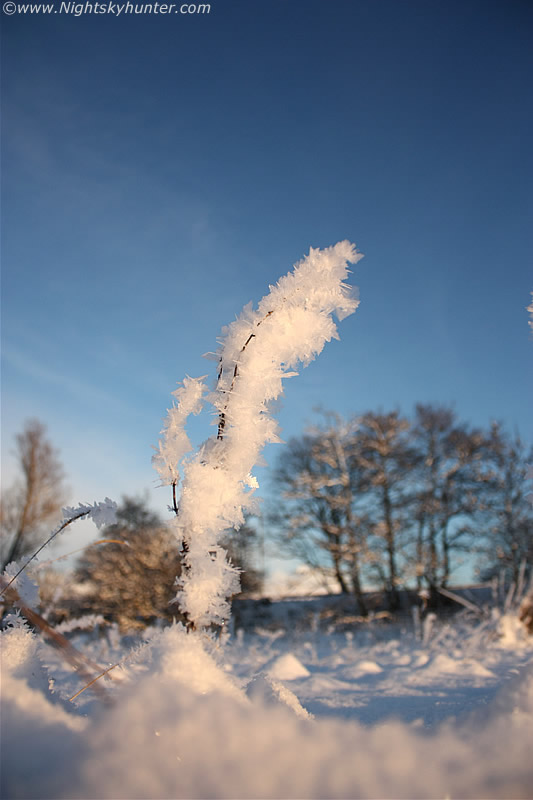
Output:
1,620,533,799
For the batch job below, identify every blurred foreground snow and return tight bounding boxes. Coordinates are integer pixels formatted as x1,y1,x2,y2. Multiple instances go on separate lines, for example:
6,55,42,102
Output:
2,607,532,799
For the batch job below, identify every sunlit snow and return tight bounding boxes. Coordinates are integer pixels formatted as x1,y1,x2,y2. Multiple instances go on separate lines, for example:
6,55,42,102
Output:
1,607,532,799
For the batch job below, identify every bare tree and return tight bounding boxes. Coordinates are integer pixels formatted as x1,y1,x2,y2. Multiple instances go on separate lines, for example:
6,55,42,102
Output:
271,404,531,609
480,425,533,584
411,405,489,597
271,415,370,615
355,411,415,609
1,419,68,571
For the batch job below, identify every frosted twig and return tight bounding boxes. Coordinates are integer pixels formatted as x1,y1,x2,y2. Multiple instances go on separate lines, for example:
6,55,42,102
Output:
160,241,362,630
0,499,117,598
217,309,274,441
33,539,130,569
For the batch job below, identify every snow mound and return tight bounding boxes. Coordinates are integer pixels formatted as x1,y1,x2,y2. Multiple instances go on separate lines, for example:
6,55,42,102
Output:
342,660,384,680
139,624,247,702
427,653,495,679
498,613,532,648
1,622,52,696
393,653,412,666
413,652,430,667
356,660,383,674
2,620,533,799
4,659,533,799
267,652,311,680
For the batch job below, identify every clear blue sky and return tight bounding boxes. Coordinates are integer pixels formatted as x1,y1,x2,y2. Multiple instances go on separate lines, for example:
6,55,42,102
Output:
1,0,532,577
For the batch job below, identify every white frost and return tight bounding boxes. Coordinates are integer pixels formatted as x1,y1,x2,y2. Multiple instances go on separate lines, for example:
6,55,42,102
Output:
152,375,207,486
1,563,40,608
159,242,362,628
61,498,117,529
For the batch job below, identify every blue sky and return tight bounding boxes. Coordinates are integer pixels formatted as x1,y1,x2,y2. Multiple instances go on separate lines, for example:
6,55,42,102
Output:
1,0,532,580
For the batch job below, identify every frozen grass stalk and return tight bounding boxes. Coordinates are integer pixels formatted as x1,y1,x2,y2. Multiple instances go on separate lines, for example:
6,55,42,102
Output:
153,241,363,630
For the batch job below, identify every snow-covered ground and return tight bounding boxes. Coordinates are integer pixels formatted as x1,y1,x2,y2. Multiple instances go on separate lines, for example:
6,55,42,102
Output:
2,602,532,799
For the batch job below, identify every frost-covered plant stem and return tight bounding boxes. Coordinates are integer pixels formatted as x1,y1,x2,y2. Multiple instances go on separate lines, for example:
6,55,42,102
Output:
154,242,362,631
0,499,117,599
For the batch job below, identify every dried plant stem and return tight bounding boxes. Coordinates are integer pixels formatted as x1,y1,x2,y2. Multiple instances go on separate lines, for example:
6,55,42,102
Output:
34,539,131,568
0,509,91,599
172,481,179,515
217,309,274,440
1,581,112,703
68,661,121,703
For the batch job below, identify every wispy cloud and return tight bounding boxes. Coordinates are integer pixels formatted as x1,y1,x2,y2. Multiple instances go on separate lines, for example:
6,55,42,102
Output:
1,342,123,411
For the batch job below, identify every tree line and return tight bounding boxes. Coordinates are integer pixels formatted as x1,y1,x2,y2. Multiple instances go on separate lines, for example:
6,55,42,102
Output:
270,404,533,612
2,412,531,628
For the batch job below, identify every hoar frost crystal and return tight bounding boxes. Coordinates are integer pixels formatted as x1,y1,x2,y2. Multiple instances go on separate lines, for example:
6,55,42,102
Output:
153,241,362,629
